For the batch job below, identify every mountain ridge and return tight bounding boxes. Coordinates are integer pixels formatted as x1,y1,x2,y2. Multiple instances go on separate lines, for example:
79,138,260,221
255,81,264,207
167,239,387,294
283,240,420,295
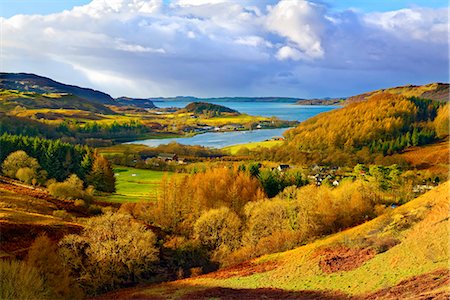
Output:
0,73,116,105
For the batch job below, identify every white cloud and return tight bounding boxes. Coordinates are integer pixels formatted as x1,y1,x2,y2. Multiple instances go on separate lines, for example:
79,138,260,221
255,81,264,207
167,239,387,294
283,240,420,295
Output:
364,8,448,43
266,0,326,60
1,0,448,98
276,46,304,61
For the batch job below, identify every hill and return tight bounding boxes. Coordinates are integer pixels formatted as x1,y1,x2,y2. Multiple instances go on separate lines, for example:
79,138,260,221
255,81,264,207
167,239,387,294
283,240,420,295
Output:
0,73,116,105
346,82,449,104
265,92,448,165
183,102,239,116
0,89,115,114
99,182,449,299
296,98,344,105
151,96,301,103
115,97,156,108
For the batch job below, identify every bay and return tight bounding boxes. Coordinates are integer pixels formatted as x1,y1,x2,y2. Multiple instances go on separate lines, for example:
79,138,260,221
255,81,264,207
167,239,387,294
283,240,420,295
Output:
128,102,339,148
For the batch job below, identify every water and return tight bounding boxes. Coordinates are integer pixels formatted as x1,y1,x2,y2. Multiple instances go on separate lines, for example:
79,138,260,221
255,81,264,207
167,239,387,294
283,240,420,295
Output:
153,101,337,122
128,102,339,148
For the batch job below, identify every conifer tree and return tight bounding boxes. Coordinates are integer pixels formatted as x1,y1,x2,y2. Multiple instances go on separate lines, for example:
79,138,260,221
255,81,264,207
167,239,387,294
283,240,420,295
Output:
87,152,116,193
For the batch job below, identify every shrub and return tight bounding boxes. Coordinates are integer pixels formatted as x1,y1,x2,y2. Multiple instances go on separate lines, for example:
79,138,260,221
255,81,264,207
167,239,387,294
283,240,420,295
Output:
59,212,159,295
1,150,46,184
52,209,73,221
48,174,93,203
27,235,81,299
194,207,241,251
0,259,51,300
243,199,298,245
15,167,37,185
88,204,103,215
74,199,86,207
2,150,39,178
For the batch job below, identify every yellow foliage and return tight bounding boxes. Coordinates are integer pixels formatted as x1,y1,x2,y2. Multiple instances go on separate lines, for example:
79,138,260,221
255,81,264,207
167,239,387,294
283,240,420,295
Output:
285,93,417,151
152,168,263,233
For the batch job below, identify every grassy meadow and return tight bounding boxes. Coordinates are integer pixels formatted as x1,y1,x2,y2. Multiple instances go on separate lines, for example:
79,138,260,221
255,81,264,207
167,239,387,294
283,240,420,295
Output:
97,167,181,203
223,140,283,154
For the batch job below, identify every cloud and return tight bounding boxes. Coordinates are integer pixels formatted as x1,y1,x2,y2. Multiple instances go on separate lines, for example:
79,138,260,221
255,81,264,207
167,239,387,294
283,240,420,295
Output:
1,0,448,98
266,0,326,60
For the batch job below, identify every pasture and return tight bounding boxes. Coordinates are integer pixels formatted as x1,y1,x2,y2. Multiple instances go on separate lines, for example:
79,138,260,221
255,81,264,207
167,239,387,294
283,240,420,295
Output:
98,167,181,203
223,140,283,154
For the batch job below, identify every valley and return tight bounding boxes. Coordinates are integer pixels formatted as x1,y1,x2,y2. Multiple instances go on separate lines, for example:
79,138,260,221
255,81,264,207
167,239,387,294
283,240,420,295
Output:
0,75,448,300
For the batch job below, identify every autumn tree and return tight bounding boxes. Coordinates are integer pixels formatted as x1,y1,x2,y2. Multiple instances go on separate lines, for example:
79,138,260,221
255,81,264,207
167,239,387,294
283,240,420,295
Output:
194,207,241,250
86,152,116,193
27,235,81,299
434,103,449,138
152,168,263,234
48,174,93,202
59,213,158,295
1,150,46,184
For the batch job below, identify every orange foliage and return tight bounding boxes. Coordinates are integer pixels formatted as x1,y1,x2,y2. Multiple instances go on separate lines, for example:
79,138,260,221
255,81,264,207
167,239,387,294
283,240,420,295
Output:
285,93,417,152
151,168,264,234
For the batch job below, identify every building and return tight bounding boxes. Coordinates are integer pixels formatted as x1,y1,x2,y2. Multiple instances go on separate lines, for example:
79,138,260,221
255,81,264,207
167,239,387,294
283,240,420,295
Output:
157,153,178,161
277,164,290,172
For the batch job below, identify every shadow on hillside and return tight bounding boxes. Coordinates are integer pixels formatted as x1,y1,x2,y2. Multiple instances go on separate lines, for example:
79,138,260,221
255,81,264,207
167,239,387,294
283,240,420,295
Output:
176,287,354,300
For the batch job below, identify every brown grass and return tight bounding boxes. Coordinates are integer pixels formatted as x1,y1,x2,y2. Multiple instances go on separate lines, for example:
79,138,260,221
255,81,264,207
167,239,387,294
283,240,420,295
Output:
316,247,376,274
397,139,449,176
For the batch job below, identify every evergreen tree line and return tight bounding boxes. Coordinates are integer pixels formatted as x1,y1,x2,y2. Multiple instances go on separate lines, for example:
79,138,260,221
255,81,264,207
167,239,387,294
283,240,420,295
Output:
369,126,436,155
0,133,115,192
57,120,148,138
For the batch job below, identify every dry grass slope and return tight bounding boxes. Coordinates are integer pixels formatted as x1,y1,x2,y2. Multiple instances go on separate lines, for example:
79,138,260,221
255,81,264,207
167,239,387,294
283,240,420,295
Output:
0,180,84,258
105,182,449,299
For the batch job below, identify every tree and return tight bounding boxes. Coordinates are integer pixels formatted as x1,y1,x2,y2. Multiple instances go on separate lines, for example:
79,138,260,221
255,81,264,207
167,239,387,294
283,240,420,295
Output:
1,150,42,182
194,207,241,251
59,213,158,295
411,128,419,146
16,167,37,185
86,153,116,193
48,174,93,202
27,235,80,299
258,169,280,198
434,103,449,138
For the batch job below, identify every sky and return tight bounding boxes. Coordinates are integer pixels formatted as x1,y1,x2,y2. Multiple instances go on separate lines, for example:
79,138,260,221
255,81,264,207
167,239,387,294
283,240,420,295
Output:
0,0,448,98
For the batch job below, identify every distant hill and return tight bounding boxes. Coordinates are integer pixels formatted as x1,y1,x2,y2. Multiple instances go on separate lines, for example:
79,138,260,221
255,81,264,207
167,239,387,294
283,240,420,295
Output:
183,102,239,115
0,89,115,114
151,96,301,103
115,97,156,108
0,73,116,105
296,98,344,105
347,82,449,104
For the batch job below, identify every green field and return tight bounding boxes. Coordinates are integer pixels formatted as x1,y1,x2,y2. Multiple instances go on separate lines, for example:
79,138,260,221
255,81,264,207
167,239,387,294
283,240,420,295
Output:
223,140,283,154
98,167,180,203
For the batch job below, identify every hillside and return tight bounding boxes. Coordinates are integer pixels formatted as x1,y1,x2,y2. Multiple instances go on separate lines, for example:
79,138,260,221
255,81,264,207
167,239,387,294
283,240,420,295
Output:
346,82,449,104
265,92,449,165
296,98,344,105
0,73,116,105
183,102,239,116
0,177,86,259
115,97,156,108
0,89,115,114
99,182,449,299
